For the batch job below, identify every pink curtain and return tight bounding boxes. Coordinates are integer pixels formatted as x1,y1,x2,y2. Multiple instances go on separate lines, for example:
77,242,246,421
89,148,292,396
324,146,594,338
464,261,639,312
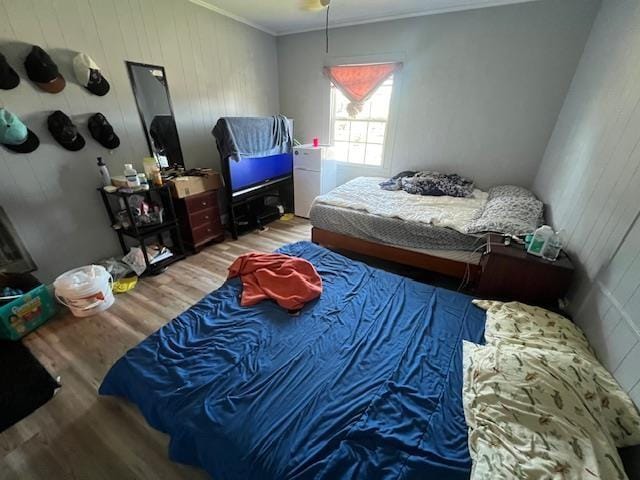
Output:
324,63,402,117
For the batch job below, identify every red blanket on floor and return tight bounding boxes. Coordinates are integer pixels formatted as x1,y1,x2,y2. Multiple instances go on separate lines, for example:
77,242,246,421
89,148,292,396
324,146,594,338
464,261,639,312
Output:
227,252,322,310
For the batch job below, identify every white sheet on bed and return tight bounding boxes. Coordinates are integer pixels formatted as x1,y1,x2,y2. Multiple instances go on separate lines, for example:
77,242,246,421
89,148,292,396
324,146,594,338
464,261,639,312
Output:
313,177,488,233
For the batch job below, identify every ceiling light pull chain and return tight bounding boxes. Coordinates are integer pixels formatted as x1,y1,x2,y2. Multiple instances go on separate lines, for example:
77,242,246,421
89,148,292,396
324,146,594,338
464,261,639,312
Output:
325,4,330,53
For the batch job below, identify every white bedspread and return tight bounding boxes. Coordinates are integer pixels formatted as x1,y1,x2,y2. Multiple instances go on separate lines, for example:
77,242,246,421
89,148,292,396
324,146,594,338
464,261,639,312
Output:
314,177,487,233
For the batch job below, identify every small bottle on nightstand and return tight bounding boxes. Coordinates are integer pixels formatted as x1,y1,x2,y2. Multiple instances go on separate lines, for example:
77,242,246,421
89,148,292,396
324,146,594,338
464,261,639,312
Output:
542,230,563,262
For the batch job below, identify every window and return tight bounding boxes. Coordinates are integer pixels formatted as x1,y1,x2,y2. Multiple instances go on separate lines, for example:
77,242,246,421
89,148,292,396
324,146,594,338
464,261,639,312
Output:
331,76,394,167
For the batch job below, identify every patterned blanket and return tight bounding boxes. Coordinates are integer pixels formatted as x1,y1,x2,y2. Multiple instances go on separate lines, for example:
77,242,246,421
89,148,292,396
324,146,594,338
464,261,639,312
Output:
463,301,640,479
380,170,475,197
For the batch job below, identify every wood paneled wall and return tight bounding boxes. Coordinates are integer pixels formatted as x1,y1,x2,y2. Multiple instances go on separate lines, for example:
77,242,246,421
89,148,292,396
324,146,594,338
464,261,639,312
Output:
534,0,640,403
0,0,279,282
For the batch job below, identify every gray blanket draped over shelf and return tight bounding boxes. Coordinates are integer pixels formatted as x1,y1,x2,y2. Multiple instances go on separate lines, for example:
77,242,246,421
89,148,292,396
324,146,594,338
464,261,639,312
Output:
212,115,292,161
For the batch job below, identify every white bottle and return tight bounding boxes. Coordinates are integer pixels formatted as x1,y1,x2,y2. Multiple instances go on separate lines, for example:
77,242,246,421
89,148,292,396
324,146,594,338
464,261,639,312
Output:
97,157,111,187
124,164,140,188
138,173,149,190
528,225,554,257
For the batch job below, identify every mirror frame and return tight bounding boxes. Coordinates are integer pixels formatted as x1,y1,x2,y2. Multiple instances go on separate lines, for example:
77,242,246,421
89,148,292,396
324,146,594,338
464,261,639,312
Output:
0,207,36,274
125,61,185,169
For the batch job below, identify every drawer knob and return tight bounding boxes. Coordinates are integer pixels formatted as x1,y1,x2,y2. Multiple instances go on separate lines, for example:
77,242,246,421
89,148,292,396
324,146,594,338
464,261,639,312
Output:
207,228,211,233
204,215,209,219
201,201,207,206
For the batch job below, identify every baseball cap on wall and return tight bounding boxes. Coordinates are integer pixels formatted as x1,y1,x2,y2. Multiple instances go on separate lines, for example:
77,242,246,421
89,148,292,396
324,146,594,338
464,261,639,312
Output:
0,109,40,154
88,113,120,149
24,46,66,94
73,53,110,96
0,54,20,90
47,111,85,151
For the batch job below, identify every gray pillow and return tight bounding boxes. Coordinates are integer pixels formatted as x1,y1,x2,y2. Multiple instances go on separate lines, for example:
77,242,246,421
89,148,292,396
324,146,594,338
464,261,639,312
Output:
487,185,536,201
465,196,543,236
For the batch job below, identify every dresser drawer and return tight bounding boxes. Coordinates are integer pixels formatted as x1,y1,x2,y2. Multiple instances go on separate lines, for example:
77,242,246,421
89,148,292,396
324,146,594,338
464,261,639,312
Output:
185,191,218,213
191,218,223,245
189,207,219,228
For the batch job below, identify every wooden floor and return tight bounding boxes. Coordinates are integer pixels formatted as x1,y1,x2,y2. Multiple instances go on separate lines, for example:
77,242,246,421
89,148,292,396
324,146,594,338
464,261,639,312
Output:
0,218,312,480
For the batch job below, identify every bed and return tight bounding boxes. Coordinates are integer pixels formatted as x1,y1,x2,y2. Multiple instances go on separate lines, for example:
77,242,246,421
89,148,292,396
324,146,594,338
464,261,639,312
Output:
310,177,487,280
100,241,486,479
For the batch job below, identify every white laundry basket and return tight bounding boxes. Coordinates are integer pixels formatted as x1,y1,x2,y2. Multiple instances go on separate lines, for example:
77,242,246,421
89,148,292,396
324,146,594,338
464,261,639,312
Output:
53,265,114,317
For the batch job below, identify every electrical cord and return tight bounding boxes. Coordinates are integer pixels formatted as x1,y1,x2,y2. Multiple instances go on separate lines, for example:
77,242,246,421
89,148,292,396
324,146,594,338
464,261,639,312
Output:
458,233,490,292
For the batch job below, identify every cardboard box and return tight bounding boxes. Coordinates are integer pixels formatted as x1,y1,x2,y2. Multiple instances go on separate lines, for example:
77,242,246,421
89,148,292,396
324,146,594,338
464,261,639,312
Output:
0,273,57,340
170,171,223,198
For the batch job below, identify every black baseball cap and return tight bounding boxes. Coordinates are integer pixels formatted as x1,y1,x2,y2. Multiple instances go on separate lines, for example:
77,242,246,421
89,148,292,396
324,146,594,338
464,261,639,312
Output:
0,54,20,90
24,46,65,94
73,53,110,96
88,113,120,149
48,111,85,151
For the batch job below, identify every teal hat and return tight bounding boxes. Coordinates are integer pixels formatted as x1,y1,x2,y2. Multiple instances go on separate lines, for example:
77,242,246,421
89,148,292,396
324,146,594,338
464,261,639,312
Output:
0,109,39,153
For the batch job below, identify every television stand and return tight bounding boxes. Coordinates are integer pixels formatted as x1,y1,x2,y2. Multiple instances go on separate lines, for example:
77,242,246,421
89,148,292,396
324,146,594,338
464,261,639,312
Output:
227,177,293,239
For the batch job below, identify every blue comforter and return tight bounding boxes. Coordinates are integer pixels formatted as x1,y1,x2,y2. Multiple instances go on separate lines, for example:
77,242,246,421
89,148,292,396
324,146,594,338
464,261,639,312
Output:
100,242,485,479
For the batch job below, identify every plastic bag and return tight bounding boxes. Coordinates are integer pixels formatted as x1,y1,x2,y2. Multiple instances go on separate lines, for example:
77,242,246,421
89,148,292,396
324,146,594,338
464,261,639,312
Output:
122,247,147,276
96,257,132,281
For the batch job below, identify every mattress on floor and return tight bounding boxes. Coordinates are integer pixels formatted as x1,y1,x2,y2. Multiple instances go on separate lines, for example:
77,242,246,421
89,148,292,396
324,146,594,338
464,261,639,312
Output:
310,202,484,252
100,241,486,480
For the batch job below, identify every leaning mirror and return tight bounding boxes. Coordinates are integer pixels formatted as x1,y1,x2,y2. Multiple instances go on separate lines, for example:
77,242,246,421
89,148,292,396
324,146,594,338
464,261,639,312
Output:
126,62,184,169
0,207,36,274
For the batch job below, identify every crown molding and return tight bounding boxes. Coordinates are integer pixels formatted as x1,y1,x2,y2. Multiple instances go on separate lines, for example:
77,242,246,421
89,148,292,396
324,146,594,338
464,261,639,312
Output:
187,0,277,36
279,0,541,36
190,0,541,37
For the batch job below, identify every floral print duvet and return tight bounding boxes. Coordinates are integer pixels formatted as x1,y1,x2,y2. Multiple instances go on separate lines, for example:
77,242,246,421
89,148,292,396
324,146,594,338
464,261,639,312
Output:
463,300,640,479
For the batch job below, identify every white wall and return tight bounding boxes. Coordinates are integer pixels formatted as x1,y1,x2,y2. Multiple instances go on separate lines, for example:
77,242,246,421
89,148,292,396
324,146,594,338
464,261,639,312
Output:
533,0,640,404
277,0,599,189
0,0,279,282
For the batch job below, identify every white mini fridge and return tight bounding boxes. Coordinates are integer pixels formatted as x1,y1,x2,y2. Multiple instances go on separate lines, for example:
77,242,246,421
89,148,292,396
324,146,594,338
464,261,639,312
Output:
293,145,337,218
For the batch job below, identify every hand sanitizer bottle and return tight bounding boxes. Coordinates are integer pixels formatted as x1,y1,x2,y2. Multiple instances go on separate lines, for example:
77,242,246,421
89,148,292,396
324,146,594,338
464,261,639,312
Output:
124,163,140,188
527,225,553,257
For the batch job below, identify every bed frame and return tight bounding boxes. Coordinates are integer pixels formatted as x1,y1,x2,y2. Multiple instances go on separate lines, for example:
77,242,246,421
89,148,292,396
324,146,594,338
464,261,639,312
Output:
311,227,482,283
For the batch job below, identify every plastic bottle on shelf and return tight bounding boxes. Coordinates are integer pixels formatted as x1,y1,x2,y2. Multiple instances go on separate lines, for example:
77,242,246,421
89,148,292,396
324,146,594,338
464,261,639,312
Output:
97,157,111,187
138,173,149,190
151,165,163,186
124,163,140,188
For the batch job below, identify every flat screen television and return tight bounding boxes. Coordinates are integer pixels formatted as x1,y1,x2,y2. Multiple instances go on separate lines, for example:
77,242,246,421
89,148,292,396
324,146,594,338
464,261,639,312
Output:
226,153,293,197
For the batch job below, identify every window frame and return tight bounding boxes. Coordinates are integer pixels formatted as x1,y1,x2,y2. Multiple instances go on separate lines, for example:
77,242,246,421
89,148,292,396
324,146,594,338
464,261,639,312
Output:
327,61,401,173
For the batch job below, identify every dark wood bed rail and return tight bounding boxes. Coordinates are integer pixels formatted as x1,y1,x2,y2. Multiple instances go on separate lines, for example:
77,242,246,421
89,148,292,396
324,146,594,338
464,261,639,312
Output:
311,227,481,283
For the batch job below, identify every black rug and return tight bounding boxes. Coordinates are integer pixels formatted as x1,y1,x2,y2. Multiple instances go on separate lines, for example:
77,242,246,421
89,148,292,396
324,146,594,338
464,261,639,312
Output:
0,340,60,433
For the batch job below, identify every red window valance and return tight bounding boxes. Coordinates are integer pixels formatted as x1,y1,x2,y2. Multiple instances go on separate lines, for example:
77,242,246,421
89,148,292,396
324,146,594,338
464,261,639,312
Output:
324,62,402,117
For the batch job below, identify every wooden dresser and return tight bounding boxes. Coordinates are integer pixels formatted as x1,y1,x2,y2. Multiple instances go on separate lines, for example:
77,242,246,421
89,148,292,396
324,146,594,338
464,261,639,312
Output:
174,190,224,252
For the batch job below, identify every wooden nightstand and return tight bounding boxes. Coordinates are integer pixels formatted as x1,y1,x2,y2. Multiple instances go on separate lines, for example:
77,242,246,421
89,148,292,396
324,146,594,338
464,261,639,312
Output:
475,234,574,307
174,189,224,252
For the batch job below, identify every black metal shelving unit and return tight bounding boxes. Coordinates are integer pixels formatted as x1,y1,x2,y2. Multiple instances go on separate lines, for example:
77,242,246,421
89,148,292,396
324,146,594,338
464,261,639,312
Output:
98,184,186,276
